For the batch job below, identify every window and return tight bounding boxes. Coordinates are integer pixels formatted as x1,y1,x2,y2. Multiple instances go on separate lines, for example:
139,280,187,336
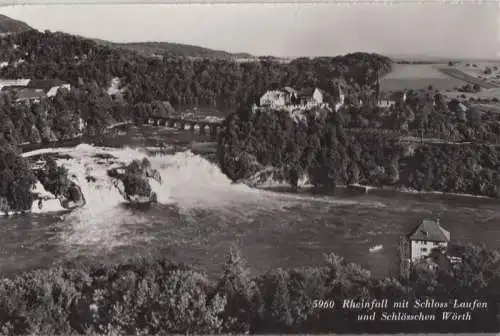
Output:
421,248,427,252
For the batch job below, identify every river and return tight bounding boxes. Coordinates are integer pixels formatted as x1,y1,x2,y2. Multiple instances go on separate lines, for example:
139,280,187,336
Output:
1,124,500,280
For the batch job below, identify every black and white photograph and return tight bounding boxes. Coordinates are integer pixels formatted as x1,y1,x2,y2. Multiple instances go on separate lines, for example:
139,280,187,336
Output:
0,0,498,334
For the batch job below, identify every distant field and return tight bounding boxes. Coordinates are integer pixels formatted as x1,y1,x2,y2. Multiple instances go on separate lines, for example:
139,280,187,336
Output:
438,67,498,89
443,88,500,101
444,61,500,88
381,64,467,91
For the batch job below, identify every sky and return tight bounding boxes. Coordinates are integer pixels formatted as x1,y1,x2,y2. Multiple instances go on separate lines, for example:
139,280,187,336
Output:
0,2,498,59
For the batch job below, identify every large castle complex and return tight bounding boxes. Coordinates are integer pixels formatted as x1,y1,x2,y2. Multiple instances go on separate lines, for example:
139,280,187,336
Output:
256,84,345,113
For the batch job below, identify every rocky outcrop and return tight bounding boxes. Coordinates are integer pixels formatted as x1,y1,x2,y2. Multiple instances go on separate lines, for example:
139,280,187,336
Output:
143,165,162,184
60,181,86,209
107,158,162,205
29,178,86,214
28,156,86,214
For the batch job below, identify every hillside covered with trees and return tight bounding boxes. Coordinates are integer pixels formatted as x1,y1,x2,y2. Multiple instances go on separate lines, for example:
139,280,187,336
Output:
0,30,392,110
0,28,392,148
0,243,497,334
94,39,255,60
0,14,33,34
218,105,500,198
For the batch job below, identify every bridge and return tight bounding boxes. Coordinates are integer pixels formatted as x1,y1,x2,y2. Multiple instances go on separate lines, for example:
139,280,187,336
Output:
145,116,223,137
145,116,499,147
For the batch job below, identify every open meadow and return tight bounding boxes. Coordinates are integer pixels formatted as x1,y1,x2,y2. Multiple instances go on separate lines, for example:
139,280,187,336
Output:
381,63,467,91
450,60,500,86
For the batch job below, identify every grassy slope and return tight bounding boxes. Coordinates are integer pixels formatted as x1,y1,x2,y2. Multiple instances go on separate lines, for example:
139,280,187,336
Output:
380,63,467,91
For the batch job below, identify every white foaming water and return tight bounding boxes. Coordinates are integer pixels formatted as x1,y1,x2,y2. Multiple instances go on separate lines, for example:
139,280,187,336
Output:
247,167,311,188
22,144,267,248
147,150,258,208
22,143,387,251
24,144,149,248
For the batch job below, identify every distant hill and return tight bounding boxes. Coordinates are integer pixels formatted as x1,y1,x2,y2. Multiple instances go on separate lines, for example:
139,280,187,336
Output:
390,53,500,64
0,14,33,34
93,39,255,60
0,14,253,60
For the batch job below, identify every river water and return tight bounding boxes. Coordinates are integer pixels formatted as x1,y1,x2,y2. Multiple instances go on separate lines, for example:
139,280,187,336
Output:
1,125,500,279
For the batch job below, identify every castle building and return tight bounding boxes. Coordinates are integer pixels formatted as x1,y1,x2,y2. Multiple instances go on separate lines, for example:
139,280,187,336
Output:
258,86,325,110
406,218,450,262
370,66,407,108
400,218,451,277
0,78,71,104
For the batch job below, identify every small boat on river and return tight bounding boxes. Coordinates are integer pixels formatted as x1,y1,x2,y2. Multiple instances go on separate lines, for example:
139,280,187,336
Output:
369,244,383,253
347,184,370,194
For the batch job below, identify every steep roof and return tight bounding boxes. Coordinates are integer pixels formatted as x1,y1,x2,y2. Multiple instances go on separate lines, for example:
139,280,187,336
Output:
1,85,26,91
457,103,468,112
283,86,297,95
298,87,315,98
448,100,468,112
27,79,66,92
298,87,325,98
389,91,406,102
16,88,45,101
407,219,450,242
377,91,391,101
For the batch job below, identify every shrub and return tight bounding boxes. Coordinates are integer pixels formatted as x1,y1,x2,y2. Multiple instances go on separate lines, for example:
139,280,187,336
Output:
38,157,71,197
0,145,36,212
122,172,151,198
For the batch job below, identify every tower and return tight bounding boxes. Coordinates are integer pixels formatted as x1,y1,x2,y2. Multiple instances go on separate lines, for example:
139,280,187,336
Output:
334,82,345,112
338,83,344,105
375,65,381,104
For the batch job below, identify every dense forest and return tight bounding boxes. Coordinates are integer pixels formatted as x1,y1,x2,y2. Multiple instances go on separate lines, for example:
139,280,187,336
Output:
0,29,392,214
0,30,393,147
94,39,254,60
0,30,392,110
0,243,497,334
0,140,35,213
340,86,500,144
0,87,174,146
218,105,500,197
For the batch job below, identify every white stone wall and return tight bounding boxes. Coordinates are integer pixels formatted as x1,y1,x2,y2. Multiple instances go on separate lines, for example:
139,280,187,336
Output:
0,78,30,90
410,240,448,261
260,91,286,107
377,100,395,108
312,88,323,104
47,84,71,97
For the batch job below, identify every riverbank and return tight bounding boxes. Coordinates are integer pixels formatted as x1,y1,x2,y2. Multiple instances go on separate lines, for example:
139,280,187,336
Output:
2,135,500,285
19,121,135,153
0,180,81,217
258,182,493,202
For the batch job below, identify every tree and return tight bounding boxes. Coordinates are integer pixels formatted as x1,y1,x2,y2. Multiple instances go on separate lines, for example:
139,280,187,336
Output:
0,144,36,212
39,157,71,197
122,172,151,198
216,245,262,333
468,107,482,128
268,269,293,331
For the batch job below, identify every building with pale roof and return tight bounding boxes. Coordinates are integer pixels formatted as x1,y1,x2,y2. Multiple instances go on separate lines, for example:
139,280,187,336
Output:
406,218,450,262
